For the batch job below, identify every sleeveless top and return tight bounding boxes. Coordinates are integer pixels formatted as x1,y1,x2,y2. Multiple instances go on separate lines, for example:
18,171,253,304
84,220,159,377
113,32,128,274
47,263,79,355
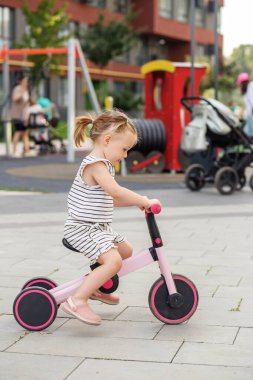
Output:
66,155,115,224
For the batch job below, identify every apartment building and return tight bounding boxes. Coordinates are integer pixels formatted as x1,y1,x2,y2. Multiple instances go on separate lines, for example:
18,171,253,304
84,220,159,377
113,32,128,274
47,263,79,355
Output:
0,0,223,111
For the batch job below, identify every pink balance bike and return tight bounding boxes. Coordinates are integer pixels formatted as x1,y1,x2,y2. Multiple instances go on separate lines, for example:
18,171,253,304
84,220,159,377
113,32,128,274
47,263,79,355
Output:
13,205,199,331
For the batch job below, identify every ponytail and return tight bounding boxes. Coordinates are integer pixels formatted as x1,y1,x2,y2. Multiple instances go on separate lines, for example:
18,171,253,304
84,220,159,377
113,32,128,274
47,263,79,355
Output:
74,116,93,147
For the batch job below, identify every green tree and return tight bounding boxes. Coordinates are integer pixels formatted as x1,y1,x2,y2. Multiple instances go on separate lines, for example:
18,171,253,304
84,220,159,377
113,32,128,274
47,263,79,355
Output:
112,82,143,111
81,11,139,69
80,10,141,109
200,45,253,104
226,44,253,78
20,0,71,89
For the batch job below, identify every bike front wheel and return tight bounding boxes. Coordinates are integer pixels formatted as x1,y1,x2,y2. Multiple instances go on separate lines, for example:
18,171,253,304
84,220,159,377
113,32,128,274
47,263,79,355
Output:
148,275,198,324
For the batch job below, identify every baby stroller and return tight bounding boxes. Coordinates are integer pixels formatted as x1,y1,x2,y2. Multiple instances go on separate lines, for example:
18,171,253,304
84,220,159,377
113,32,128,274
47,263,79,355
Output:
180,96,253,195
28,105,66,155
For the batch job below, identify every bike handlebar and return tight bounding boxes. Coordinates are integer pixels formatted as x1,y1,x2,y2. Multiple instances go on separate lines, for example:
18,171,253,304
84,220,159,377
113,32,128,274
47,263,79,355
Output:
149,204,161,214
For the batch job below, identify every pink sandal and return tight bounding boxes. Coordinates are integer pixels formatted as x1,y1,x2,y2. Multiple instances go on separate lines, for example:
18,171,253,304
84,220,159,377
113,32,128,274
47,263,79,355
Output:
90,291,120,305
61,297,101,325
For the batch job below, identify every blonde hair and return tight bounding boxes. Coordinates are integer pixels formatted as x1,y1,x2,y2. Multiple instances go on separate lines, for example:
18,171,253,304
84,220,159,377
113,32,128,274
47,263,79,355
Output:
74,109,137,147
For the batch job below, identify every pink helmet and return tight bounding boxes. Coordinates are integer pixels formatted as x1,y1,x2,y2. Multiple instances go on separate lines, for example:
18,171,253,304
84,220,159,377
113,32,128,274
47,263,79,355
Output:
236,72,250,85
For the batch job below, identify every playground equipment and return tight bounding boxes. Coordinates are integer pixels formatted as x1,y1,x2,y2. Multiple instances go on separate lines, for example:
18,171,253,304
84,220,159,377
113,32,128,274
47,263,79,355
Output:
126,60,208,172
13,204,198,331
0,38,101,162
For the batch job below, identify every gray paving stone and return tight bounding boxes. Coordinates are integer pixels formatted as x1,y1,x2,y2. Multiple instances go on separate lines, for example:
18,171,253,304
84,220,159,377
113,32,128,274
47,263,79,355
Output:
67,359,253,380
215,285,253,299
174,342,253,367
179,255,253,268
7,334,181,362
198,296,244,311
194,274,241,286
209,265,253,276
193,309,253,327
0,352,82,380
60,318,162,339
2,188,253,377
155,324,238,344
234,327,253,346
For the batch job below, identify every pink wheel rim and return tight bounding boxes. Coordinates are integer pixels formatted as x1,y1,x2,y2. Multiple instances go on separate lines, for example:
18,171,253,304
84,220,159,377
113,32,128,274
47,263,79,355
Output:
150,275,198,324
15,289,56,330
102,279,113,289
24,279,55,288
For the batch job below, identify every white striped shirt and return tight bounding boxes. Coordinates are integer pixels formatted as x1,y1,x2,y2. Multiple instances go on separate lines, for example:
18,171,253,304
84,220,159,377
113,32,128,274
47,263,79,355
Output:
66,155,115,224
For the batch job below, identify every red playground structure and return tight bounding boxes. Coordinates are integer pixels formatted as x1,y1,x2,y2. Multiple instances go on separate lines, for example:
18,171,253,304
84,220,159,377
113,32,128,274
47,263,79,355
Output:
141,60,208,171
127,60,207,173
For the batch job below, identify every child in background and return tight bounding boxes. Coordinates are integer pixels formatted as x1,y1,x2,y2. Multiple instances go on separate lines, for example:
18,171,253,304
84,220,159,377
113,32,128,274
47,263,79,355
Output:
62,109,161,325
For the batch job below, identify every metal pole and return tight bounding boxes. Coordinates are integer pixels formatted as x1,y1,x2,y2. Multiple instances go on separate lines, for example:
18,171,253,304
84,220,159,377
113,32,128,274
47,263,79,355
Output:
214,0,219,100
190,0,195,102
2,46,11,157
75,39,101,115
67,39,76,163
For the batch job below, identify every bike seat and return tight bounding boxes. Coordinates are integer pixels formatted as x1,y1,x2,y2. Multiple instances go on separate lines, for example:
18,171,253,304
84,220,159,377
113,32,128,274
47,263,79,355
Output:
62,238,79,252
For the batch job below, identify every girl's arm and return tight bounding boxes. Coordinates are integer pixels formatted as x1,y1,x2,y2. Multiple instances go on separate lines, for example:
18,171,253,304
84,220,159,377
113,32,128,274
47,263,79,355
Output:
90,162,159,209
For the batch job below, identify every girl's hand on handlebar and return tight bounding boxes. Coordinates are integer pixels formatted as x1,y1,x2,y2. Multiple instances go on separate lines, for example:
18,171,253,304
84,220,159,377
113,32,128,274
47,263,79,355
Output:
139,198,162,212
139,196,149,211
146,199,162,212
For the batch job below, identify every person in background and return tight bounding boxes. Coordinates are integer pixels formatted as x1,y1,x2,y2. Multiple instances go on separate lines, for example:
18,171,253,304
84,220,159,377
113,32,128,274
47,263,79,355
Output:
37,97,52,121
236,72,253,137
9,74,30,157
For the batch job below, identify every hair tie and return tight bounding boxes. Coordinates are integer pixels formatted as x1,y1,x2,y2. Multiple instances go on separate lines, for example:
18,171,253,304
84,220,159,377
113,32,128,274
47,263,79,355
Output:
85,123,93,138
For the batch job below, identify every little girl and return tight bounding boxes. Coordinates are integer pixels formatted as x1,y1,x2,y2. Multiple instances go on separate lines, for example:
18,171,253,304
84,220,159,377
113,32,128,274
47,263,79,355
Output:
62,109,161,325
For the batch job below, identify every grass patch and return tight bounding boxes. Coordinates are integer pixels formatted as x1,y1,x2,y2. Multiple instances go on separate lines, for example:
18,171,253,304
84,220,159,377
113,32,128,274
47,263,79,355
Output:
53,121,67,140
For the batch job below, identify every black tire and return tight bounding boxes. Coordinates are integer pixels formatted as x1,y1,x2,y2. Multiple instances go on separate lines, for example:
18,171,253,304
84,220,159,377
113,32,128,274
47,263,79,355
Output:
99,275,119,294
146,151,166,173
126,151,146,173
148,275,199,324
185,164,206,191
90,263,119,294
237,173,246,191
178,147,191,171
249,174,253,191
22,277,58,291
13,287,57,331
214,167,238,195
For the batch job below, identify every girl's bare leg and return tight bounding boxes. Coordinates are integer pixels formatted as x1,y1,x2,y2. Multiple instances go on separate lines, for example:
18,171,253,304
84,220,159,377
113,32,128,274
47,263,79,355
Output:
116,240,133,260
73,248,122,305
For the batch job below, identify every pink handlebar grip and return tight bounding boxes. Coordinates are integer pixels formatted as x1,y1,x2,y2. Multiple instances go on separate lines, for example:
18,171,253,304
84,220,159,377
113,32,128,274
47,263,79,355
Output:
150,204,161,214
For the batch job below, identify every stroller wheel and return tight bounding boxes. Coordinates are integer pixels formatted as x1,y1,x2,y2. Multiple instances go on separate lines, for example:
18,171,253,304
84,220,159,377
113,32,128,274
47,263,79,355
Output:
237,174,246,191
215,167,238,195
249,175,253,191
185,164,205,191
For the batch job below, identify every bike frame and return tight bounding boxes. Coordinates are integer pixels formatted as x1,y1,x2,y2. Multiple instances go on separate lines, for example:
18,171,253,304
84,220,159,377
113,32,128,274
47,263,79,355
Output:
50,209,177,305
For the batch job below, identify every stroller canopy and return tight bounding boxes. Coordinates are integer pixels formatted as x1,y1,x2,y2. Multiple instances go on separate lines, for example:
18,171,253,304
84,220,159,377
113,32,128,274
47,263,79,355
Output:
181,98,240,153
200,98,239,135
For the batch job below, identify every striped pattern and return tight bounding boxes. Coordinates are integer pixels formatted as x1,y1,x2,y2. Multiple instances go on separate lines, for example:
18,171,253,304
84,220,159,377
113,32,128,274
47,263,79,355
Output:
67,155,115,223
64,221,125,264
64,155,125,263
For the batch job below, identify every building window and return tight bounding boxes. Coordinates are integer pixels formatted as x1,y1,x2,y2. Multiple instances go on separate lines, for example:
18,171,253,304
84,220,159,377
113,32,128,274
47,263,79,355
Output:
84,0,106,8
0,7,14,48
113,0,129,13
195,0,205,27
197,44,205,58
177,0,189,23
159,0,173,19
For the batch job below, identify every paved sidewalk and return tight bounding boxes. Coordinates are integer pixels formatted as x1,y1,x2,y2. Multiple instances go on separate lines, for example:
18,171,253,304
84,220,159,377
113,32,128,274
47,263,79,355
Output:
1,187,253,379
